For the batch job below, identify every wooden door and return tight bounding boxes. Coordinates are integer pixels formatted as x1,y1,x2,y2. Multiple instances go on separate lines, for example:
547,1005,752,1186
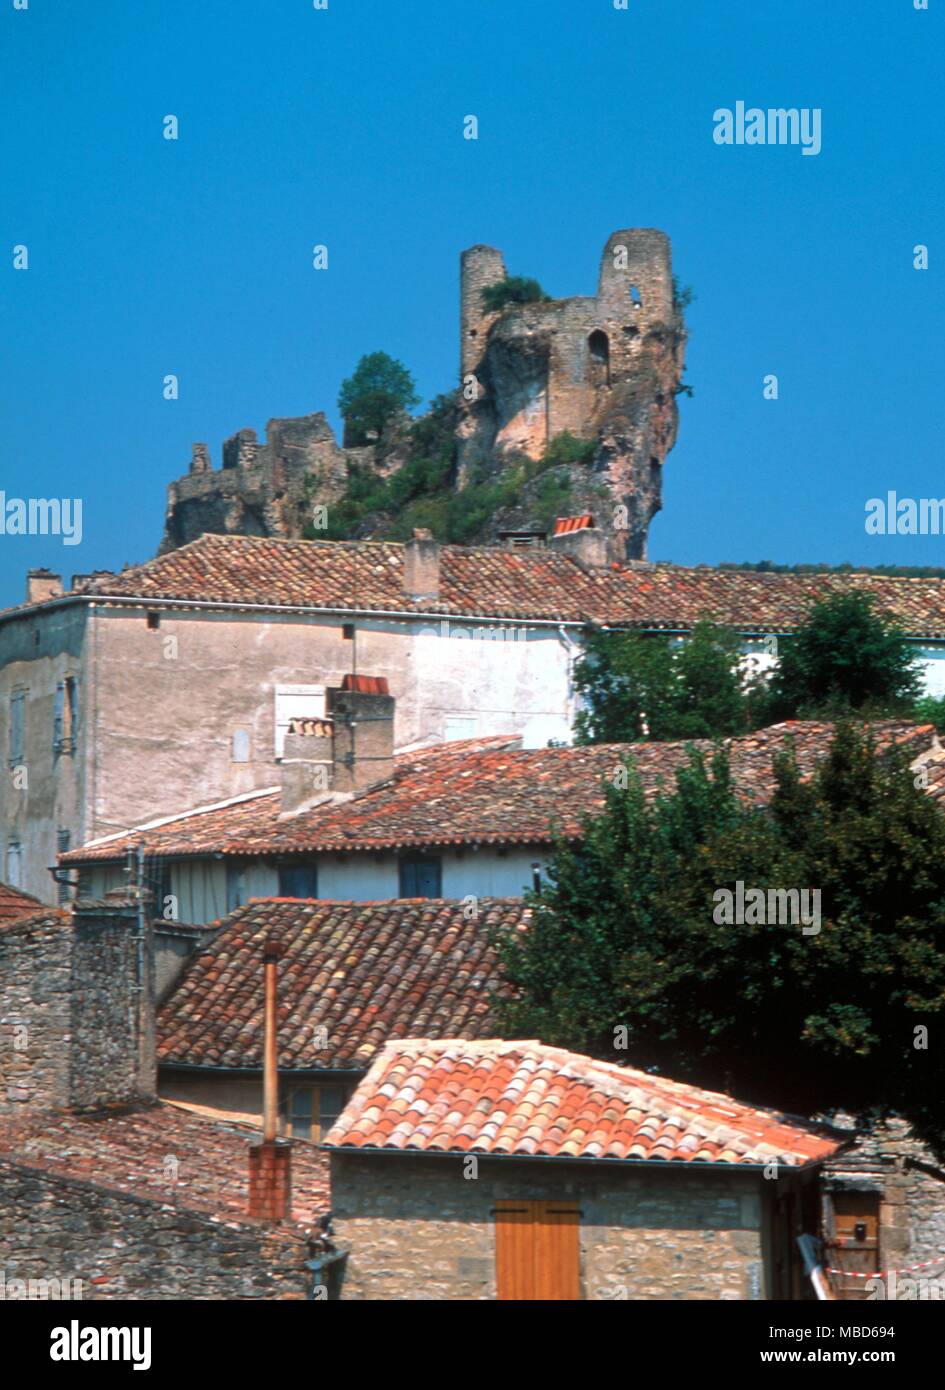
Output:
495,1201,580,1300
824,1192,880,1300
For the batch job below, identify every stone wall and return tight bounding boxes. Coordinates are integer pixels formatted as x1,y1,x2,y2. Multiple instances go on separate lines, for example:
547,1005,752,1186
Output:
0,900,154,1117
330,1152,772,1301
160,412,351,555
0,1160,313,1300
823,1117,945,1272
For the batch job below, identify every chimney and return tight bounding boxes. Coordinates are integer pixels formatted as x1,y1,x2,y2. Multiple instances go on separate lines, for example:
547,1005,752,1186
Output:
26,568,62,604
327,675,395,794
279,680,395,813
404,528,440,601
248,936,292,1222
0,886,155,1117
280,718,334,815
547,515,608,567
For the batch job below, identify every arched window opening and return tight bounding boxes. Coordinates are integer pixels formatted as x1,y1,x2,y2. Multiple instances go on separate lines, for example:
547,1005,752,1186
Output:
587,330,610,388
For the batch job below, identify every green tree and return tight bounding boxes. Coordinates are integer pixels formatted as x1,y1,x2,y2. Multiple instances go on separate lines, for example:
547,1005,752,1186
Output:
481,276,550,313
493,724,945,1153
574,622,750,744
337,351,421,447
764,592,920,720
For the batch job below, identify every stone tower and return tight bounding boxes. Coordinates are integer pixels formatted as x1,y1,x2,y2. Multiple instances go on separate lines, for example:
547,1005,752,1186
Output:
456,228,687,559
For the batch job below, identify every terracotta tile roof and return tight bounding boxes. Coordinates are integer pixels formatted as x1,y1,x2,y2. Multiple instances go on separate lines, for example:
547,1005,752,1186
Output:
0,882,44,927
11,532,945,636
0,1101,329,1230
553,514,595,534
61,721,936,864
157,897,523,1070
323,1039,845,1167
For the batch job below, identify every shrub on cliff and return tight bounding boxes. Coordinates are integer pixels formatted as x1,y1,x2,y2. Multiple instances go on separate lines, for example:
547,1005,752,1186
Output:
481,276,550,312
338,351,421,447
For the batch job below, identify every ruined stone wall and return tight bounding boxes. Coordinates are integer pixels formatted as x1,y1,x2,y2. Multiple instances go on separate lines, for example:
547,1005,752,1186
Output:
0,1161,313,1300
457,229,687,559
160,412,351,554
330,1152,769,1301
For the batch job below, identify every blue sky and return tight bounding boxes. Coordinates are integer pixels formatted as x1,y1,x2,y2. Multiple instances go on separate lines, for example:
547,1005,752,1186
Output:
2,0,943,608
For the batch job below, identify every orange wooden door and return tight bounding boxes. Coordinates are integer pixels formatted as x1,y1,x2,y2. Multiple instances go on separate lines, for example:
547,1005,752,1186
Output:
495,1201,580,1300
825,1193,880,1300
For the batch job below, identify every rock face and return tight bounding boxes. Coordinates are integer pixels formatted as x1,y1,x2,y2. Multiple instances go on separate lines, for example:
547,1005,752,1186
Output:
457,230,687,559
159,230,687,558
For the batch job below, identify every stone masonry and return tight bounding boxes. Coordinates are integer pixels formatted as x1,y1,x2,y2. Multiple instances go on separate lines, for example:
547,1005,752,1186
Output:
330,1152,780,1301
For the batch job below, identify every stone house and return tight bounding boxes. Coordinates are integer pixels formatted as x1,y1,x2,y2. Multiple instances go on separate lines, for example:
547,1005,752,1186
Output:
60,716,939,923
154,895,524,1140
0,893,331,1300
323,1039,846,1301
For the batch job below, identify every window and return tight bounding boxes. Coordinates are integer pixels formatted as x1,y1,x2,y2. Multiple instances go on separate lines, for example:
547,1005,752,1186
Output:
146,612,160,631
226,863,246,913
56,829,71,904
274,685,326,758
231,729,250,763
399,856,442,898
6,842,23,889
53,677,77,755
9,690,25,766
342,623,355,640
282,1083,351,1142
494,1201,581,1300
278,863,319,899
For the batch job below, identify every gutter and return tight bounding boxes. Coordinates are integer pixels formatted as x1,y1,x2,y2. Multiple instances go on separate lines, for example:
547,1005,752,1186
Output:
317,1144,834,1173
160,1061,366,1080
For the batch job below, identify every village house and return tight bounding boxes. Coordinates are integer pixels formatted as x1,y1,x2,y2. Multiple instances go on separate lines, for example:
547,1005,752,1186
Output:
154,895,523,1137
7,524,945,905
59,714,940,923
322,1038,846,1301
0,891,332,1300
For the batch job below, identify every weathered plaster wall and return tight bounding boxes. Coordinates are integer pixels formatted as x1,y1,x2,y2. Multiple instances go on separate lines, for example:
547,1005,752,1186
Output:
0,604,88,901
88,607,572,846
330,1152,771,1301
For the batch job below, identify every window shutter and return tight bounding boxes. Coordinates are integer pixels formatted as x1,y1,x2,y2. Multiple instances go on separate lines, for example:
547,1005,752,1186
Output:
495,1201,580,1300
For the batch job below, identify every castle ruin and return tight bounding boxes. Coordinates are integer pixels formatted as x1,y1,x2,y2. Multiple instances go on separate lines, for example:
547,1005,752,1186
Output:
159,230,687,559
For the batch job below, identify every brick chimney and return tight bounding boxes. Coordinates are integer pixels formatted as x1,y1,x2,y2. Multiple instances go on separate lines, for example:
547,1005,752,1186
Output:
280,719,334,815
279,679,395,814
328,676,395,795
547,515,608,567
26,568,62,604
404,528,440,601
